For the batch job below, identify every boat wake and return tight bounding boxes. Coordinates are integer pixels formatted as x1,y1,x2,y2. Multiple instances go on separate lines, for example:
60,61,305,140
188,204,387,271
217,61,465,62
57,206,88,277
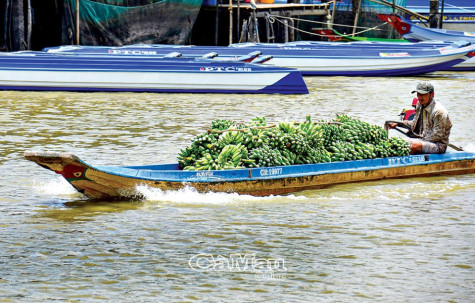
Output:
464,143,475,153
135,184,308,205
32,176,80,197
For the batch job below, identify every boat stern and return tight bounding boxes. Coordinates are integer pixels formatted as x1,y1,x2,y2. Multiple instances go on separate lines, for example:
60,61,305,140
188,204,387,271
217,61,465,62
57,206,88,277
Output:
377,14,412,36
260,70,309,95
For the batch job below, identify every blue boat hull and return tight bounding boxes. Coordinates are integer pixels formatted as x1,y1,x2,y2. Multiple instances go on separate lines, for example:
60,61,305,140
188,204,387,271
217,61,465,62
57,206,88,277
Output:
44,41,475,75
0,52,308,94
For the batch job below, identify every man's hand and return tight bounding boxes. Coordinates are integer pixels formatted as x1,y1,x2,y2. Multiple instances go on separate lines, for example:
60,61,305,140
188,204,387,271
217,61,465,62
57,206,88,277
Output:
387,123,398,129
384,121,399,131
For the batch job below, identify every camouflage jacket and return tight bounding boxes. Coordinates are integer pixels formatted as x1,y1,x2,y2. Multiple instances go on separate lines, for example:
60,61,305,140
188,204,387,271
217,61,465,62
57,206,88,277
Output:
401,99,452,149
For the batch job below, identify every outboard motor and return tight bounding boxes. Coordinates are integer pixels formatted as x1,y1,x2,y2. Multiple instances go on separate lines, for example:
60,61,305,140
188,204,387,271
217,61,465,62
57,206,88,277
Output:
399,98,418,121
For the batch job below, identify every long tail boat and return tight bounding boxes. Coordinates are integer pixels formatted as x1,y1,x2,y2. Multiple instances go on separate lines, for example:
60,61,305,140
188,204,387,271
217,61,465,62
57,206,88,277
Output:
24,151,475,200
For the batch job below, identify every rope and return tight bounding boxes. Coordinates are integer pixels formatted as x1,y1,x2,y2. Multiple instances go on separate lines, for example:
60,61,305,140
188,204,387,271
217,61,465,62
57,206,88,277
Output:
267,13,386,31
267,14,388,38
323,22,389,38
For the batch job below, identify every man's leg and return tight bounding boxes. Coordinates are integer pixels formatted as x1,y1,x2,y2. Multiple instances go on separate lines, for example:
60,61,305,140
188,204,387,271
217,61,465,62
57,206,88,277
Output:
409,140,422,154
406,138,442,154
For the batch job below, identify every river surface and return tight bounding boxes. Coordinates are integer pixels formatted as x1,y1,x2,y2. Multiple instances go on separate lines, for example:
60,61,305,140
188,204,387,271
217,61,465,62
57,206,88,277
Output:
1,73,474,302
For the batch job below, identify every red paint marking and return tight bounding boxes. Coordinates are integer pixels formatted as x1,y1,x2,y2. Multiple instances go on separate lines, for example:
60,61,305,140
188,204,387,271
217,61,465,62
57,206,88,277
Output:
60,164,87,180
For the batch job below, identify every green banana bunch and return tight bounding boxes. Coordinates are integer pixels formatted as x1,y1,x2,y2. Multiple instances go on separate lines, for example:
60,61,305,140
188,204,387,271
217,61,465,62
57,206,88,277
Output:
354,142,377,160
320,123,344,148
304,124,325,148
184,152,217,171
278,121,298,134
249,146,288,167
368,124,388,145
218,131,244,148
247,116,267,127
211,119,235,131
374,141,391,158
217,143,247,168
243,128,268,150
388,137,411,157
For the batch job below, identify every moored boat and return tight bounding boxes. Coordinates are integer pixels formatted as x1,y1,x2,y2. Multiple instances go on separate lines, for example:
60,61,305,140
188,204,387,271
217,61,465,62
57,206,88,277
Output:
309,28,475,71
378,14,475,43
24,151,475,200
0,51,308,94
44,40,475,76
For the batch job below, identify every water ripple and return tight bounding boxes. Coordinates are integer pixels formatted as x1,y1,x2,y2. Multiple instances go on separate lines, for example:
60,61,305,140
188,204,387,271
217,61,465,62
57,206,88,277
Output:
1,73,474,302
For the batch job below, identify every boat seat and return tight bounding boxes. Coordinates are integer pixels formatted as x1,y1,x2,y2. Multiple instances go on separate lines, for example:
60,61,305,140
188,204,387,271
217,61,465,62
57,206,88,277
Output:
163,52,182,58
202,52,219,59
253,55,273,64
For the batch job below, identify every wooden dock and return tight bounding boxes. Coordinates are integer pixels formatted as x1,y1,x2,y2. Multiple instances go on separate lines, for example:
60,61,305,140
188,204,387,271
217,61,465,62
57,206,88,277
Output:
196,2,330,44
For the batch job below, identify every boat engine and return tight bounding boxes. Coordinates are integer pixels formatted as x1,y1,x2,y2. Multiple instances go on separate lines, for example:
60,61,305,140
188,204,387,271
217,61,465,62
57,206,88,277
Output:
399,98,418,121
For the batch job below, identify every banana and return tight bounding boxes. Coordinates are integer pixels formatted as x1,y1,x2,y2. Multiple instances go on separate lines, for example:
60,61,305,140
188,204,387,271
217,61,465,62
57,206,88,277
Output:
181,115,412,170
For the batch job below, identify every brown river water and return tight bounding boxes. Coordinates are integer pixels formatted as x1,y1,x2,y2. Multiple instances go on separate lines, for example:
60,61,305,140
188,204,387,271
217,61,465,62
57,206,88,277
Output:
1,73,474,302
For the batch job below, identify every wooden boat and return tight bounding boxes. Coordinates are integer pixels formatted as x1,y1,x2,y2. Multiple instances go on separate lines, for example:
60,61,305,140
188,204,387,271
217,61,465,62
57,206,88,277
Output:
44,40,475,76
24,151,475,200
0,51,308,94
378,14,475,44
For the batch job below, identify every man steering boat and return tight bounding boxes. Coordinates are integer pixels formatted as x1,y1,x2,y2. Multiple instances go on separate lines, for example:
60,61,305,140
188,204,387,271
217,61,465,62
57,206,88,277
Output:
386,81,452,155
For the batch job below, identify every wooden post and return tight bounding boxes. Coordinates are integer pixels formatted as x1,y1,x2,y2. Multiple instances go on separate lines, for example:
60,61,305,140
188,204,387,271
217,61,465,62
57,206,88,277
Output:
13,0,24,50
237,0,240,43
229,0,233,45
253,11,259,42
76,0,80,45
429,0,439,28
439,0,445,29
284,20,288,42
331,0,337,29
391,0,396,39
215,1,220,45
289,18,294,42
26,0,32,49
352,0,361,36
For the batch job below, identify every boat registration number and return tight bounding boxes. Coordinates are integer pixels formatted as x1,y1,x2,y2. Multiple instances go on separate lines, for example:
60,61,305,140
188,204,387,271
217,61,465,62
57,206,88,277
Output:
200,67,252,72
259,167,283,176
388,155,425,165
